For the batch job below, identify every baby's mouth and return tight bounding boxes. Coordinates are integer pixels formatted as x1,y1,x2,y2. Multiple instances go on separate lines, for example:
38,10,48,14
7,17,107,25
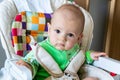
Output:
58,43,65,47
55,43,65,50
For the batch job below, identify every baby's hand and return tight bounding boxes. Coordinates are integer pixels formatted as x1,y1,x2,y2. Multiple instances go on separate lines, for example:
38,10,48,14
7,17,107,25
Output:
90,51,108,60
16,60,32,71
16,60,27,66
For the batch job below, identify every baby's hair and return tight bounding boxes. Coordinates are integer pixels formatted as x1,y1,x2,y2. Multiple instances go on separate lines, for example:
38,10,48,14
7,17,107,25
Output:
51,4,85,33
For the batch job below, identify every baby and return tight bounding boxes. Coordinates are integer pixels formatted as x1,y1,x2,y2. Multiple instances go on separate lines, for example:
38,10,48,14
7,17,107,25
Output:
17,4,107,80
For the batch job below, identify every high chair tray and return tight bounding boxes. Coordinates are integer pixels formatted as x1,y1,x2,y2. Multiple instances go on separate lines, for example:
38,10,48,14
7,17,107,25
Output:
93,57,120,75
5,59,32,80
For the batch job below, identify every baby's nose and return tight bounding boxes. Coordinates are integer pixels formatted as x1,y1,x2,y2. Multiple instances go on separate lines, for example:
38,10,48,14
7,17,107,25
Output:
59,35,66,42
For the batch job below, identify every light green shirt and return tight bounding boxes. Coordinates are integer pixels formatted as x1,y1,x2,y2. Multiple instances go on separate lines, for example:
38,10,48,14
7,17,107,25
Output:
23,39,80,80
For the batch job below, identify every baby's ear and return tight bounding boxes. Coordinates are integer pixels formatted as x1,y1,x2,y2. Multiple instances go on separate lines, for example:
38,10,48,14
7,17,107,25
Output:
78,33,83,40
47,22,51,31
78,33,83,44
47,22,52,35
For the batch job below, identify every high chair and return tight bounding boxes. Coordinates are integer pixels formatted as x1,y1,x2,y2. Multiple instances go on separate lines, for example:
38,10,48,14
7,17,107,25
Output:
0,0,120,80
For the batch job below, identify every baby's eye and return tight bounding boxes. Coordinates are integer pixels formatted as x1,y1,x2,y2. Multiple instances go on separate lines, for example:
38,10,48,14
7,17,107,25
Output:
68,33,74,37
55,29,60,34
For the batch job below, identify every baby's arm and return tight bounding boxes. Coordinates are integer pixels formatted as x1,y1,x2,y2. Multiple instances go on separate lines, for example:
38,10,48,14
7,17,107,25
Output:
85,51,108,64
16,50,39,78
16,60,33,73
90,51,108,60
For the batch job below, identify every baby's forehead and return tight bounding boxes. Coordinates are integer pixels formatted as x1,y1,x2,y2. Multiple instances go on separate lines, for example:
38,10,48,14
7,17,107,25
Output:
51,4,84,32
56,5,83,17
53,4,84,21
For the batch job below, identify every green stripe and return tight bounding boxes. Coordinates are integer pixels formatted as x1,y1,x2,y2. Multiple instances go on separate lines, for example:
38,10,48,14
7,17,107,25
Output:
85,50,94,64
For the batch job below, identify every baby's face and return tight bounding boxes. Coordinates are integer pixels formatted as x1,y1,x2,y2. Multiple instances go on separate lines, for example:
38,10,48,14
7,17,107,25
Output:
48,13,83,50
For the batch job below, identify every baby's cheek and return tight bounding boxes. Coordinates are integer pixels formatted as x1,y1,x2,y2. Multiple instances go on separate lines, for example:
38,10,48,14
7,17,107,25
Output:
50,39,56,46
65,42,74,50
49,34,57,44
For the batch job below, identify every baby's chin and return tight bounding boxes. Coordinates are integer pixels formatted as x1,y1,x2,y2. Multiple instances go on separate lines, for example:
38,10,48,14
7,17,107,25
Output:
52,43,71,50
55,46,71,50
55,46,65,50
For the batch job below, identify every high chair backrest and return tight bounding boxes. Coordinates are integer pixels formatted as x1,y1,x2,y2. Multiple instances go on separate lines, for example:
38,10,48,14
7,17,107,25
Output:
0,0,18,59
0,0,93,59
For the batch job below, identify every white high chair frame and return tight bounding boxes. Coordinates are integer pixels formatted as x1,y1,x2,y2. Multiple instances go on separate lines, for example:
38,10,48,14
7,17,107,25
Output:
0,0,120,80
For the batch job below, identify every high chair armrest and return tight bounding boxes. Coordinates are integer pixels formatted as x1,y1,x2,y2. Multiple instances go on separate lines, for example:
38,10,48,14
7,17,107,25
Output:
5,59,32,80
0,0,18,59
93,57,120,75
83,64,114,80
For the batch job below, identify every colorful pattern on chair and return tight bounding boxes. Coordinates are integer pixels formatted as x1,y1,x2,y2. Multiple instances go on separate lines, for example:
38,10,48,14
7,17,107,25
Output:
11,11,51,56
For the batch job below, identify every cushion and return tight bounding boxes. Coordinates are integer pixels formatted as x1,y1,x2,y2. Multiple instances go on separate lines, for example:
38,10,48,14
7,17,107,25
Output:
11,11,52,56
